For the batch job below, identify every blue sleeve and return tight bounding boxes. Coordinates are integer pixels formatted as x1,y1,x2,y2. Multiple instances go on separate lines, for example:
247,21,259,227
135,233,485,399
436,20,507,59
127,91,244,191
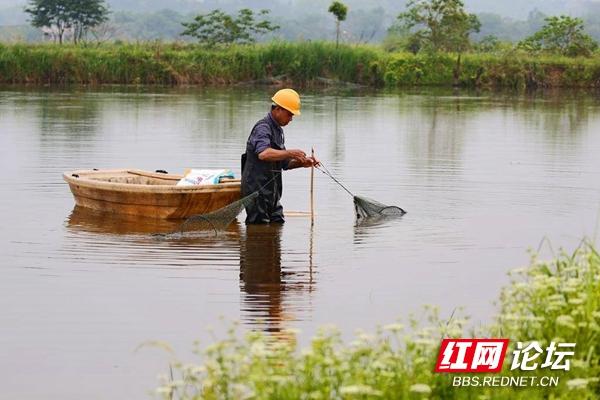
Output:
250,123,272,155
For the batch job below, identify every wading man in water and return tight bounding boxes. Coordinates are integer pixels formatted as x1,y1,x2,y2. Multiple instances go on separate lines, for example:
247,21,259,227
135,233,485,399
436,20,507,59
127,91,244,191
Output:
241,88,318,224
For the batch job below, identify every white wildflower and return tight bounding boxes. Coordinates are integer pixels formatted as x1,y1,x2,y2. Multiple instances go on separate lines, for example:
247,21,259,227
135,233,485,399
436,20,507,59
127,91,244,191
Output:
301,349,314,357
447,327,463,337
501,314,520,321
571,359,588,369
155,387,173,395
566,378,589,390
231,383,255,400
250,341,268,357
413,338,436,346
556,315,576,329
383,323,404,332
268,375,292,384
566,278,581,287
339,385,382,396
568,298,584,305
409,383,432,394
358,333,376,342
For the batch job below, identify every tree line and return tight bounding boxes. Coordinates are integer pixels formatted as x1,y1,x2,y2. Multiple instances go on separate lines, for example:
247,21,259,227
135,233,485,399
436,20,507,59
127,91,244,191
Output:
22,0,599,57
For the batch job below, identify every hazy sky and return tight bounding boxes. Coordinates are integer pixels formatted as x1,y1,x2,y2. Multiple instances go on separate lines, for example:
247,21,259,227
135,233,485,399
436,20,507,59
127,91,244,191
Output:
2,0,600,22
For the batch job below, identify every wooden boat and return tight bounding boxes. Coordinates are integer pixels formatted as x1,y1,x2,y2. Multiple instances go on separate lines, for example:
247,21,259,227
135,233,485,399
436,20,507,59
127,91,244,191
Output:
63,169,241,219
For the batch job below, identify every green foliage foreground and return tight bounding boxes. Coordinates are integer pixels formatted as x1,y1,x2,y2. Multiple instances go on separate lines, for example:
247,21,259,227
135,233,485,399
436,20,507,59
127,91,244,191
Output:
156,242,600,399
2,42,600,88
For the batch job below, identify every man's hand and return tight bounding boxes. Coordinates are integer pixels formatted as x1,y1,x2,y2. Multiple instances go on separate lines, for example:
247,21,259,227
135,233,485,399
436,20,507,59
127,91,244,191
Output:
310,155,321,167
296,155,320,168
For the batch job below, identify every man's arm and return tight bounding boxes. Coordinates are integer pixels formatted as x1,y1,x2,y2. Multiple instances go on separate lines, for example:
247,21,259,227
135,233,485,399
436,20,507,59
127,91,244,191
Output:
258,148,319,169
258,148,306,162
286,158,314,169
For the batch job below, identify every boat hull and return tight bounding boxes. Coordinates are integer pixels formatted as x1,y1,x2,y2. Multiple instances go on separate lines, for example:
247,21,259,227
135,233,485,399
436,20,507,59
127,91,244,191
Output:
63,169,242,219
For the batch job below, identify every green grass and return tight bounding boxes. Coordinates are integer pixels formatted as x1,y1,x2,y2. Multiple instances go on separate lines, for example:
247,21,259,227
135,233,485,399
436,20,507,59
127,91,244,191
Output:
0,42,386,86
154,241,600,399
2,42,600,87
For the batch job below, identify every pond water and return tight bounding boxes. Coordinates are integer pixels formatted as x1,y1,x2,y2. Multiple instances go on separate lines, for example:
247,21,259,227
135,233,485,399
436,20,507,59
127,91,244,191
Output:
1,87,600,399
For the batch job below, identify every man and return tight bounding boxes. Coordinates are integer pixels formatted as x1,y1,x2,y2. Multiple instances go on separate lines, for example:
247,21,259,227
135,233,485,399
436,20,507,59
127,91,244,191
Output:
241,88,317,224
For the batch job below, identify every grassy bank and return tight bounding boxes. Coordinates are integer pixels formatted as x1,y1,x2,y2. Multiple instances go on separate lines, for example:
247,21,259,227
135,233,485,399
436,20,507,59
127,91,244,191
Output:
155,242,600,399
2,42,600,88
0,42,385,86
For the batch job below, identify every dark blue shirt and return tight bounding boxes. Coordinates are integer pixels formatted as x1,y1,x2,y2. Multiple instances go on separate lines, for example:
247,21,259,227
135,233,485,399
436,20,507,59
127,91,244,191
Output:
241,112,289,223
248,114,284,154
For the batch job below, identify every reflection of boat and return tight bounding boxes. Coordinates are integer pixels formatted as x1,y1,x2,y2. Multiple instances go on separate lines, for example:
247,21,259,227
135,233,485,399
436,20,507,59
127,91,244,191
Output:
66,205,181,234
67,205,243,236
63,169,241,219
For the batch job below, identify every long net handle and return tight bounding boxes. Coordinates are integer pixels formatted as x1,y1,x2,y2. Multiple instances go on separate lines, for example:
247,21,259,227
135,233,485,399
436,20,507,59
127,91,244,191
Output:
315,163,354,198
310,147,315,226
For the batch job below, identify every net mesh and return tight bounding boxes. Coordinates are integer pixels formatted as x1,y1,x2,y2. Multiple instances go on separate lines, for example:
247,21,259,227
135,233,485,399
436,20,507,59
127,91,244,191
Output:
316,164,406,221
354,195,406,219
180,192,258,234
153,192,258,240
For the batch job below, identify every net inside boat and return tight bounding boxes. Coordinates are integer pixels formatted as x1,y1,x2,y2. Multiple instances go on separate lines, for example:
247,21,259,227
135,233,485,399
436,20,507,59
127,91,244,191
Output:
354,195,406,219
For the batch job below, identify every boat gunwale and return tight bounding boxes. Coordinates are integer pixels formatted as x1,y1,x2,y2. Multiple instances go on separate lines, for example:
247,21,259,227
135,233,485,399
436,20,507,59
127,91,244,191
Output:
63,169,241,194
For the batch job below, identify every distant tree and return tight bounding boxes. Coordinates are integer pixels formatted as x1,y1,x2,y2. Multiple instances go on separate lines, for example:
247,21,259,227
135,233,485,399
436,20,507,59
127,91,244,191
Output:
396,0,480,53
395,0,480,86
110,10,182,41
518,15,598,57
89,21,119,43
476,34,501,52
181,8,279,46
69,0,109,43
525,9,547,37
383,23,419,53
25,0,70,44
346,7,386,44
328,1,348,47
25,0,109,44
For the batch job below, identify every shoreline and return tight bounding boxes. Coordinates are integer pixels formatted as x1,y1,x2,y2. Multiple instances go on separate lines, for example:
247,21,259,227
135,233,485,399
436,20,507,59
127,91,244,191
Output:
2,42,600,88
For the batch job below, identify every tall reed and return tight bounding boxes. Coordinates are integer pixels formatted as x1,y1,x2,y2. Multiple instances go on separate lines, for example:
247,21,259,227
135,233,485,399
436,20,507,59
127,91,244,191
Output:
1,42,600,88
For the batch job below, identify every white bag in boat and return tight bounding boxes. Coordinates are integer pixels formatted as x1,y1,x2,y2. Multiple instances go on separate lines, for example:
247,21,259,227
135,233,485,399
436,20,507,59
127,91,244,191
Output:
176,169,235,186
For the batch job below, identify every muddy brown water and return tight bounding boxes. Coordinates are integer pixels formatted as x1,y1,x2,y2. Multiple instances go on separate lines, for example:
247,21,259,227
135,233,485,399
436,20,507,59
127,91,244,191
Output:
1,87,600,399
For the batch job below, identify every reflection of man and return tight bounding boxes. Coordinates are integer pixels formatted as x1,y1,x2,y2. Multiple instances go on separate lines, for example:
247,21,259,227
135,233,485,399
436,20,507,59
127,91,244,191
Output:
239,224,285,333
241,88,318,224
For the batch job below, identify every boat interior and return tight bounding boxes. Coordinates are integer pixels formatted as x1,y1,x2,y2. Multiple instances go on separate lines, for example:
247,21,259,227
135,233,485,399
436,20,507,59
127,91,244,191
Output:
80,170,181,186
70,169,239,186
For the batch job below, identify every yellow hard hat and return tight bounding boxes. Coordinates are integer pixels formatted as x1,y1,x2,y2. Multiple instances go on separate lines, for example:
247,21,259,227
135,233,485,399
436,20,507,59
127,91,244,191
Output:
271,88,301,116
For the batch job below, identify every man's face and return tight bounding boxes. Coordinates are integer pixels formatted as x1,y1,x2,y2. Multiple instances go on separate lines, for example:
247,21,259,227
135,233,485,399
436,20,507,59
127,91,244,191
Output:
272,106,294,126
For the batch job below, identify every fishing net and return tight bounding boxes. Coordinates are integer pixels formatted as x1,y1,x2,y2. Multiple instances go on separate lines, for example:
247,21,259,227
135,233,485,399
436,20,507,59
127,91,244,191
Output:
153,192,258,240
179,192,259,235
354,195,406,219
315,164,407,221
153,167,287,240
